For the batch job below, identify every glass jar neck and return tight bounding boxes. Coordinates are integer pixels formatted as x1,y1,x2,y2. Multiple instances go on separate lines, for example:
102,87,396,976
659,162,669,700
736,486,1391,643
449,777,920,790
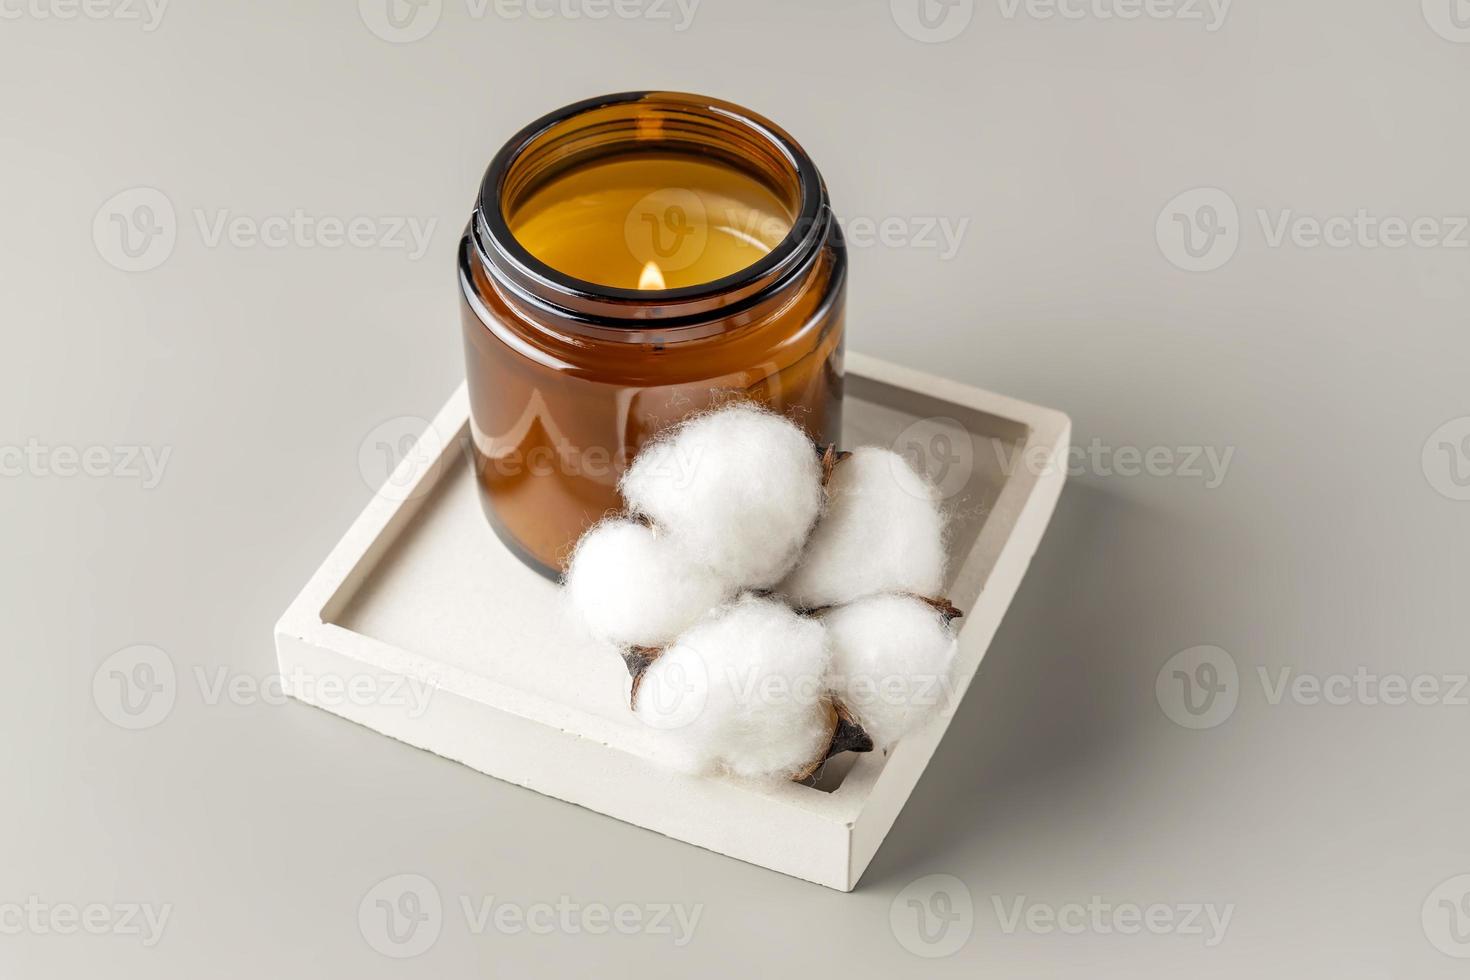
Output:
470,91,832,334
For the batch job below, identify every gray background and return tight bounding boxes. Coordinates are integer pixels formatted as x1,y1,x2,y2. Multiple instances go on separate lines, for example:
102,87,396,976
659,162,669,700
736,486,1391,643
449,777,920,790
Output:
4,0,1469,975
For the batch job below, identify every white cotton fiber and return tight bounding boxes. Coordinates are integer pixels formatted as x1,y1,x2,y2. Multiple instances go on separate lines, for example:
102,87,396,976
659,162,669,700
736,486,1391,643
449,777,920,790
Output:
564,518,732,648
823,594,958,749
620,403,824,590
779,447,947,609
633,596,833,780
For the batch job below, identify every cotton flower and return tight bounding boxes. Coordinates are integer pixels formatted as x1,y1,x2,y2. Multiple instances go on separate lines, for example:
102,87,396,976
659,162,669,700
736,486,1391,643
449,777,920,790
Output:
633,596,834,780
563,403,961,781
621,403,824,589
564,518,732,648
822,594,958,750
779,447,947,610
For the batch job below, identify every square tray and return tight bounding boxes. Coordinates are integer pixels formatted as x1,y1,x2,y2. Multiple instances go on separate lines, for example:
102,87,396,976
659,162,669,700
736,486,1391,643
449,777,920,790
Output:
274,352,1069,891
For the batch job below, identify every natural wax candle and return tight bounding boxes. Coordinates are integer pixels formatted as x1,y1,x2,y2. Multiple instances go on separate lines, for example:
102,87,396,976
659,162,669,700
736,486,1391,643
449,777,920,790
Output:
459,92,847,578
508,156,794,291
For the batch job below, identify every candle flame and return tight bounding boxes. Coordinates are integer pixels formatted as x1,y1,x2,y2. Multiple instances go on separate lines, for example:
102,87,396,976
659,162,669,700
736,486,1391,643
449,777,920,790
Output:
638,260,667,290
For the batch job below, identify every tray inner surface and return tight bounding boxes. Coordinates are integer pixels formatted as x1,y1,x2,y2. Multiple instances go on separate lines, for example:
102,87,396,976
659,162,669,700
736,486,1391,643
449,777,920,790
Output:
329,375,1030,753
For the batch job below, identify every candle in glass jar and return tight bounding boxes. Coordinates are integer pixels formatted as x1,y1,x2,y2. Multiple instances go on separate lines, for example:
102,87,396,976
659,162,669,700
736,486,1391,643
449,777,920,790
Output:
461,92,847,578
508,154,795,290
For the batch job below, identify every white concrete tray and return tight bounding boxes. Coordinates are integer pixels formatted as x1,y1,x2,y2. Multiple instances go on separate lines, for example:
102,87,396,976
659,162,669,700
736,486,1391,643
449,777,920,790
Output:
274,352,1070,891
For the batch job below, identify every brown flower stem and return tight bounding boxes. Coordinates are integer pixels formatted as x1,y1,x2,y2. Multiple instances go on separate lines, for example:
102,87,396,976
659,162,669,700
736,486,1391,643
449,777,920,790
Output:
802,594,964,623
792,700,874,782
817,443,852,489
912,594,964,623
624,646,662,710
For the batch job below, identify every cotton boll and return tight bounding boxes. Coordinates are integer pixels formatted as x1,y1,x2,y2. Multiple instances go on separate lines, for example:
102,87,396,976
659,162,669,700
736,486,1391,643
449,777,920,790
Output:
621,404,823,589
779,447,947,609
824,594,958,749
634,596,834,780
564,519,732,648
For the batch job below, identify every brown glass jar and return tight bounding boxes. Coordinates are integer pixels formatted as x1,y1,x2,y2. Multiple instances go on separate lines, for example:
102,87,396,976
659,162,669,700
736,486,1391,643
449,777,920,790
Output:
459,92,846,578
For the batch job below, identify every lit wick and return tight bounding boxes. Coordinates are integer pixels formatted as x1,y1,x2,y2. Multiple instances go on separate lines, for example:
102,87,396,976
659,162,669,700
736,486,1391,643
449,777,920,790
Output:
638,260,667,290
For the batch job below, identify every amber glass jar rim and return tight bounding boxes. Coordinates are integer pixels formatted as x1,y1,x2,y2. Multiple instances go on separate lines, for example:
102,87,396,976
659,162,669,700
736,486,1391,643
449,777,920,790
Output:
472,91,829,322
